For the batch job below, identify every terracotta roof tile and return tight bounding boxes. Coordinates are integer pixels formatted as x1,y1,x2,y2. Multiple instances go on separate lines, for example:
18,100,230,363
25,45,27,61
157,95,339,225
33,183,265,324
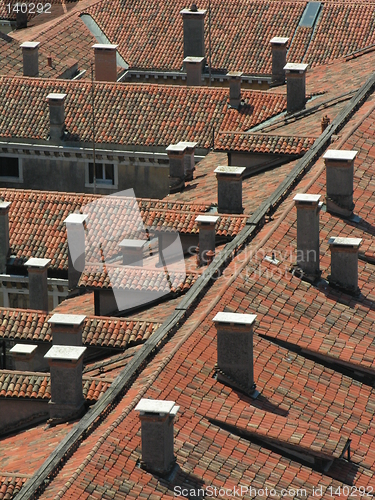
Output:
215,133,316,154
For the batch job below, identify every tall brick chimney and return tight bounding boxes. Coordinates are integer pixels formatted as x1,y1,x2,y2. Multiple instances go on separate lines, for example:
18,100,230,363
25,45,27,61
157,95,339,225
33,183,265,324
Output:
64,213,88,290
195,215,219,266
47,93,67,141
26,258,51,311
227,71,243,109
270,37,289,84
284,63,308,113
213,312,259,398
44,345,87,421
119,239,147,266
166,143,187,192
328,237,362,292
93,44,118,82
214,166,246,214
293,194,322,276
20,41,40,77
10,344,38,371
323,150,358,218
0,201,11,273
180,4,206,59
135,399,179,474
176,141,197,181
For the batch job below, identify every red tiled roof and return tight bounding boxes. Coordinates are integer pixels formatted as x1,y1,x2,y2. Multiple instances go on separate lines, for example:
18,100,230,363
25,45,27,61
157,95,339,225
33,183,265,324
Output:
215,133,316,154
0,308,161,349
0,370,109,401
0,477,26,499
0,77,287,147
0,189,245,271
78,265,198,293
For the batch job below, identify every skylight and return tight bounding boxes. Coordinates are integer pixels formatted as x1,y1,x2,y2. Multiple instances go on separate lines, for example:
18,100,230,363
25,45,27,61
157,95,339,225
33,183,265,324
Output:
299,2,322,28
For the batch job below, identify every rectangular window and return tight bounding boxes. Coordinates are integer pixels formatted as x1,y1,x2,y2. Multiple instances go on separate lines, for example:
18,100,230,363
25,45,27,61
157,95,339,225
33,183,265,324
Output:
0,157,19,178
88,162,115,185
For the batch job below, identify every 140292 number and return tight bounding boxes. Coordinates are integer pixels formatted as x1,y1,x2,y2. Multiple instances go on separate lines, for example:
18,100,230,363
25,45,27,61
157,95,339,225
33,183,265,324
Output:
6,3,51,14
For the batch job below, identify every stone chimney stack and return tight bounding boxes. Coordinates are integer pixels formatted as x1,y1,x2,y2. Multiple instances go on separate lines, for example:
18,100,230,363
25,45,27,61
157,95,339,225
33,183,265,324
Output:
293,194,322,276
184,56,204,86
64,213,88,291
180,4,206,59
93,44,118,82
10,344,38,371
44,345,87,421
20,41,40,77
195,215,219,266
135,399,179,474
213,312,258,398
0,201,11,273
270,37,289,84
48,313,86,346
166,144,187,192
119,239,146,266
26,258,51,311
328,237,362,292
323,150,358,218
284,63,308,113
214,166,246,214
176,141,197,181
47,93,67,141
227,71,243,109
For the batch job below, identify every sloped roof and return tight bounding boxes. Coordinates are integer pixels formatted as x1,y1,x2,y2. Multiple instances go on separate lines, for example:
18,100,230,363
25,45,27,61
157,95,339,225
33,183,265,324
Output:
0,76,287,147
216,133,316,154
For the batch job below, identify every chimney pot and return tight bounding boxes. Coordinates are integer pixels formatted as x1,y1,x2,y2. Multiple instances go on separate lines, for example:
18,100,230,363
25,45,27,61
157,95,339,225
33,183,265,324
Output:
195,215,219,266
180,6,206,60
44,344,87,421
227,71,243,109
92,43,118,82
293,194,322,276
176,141,197,181
183,56,205,86
0,201,11,273
328,237,362,292
214,166,246,214
323,149,358,218
25,257,51,311
20,41,40,77
47,56,52,67
284,63,308,113
48,313,86,346
47,93,67,141
213,312,258,397
10,343,38,371
166,143,187,192
270,37,289,84
64,213,88,291
135,398,179,474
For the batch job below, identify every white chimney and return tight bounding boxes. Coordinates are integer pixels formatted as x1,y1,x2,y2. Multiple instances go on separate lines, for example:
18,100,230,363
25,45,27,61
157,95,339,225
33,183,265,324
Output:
10,344,38,371
44,345,87,421
184,56,204,86
328,237,362,292
26,258,51,311
213,312,259,398
293,194,322,276
195,215,219,266
284,63,308,113
180,4,206,59
135,399,179,474
270,37,289,84
93,44,118,82
48,313,86,346
0,201,11,273
20,41,40,77
323,150,358,218
214,166,246,214
227,71,242,109
64,213,88,290
47,93,67,141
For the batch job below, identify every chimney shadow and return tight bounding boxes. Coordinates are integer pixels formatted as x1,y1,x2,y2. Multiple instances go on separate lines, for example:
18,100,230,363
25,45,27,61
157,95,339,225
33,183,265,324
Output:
328,458,360,485
164,464,206,499
318,283,375,314
182,183,198,193
230,388,289,417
